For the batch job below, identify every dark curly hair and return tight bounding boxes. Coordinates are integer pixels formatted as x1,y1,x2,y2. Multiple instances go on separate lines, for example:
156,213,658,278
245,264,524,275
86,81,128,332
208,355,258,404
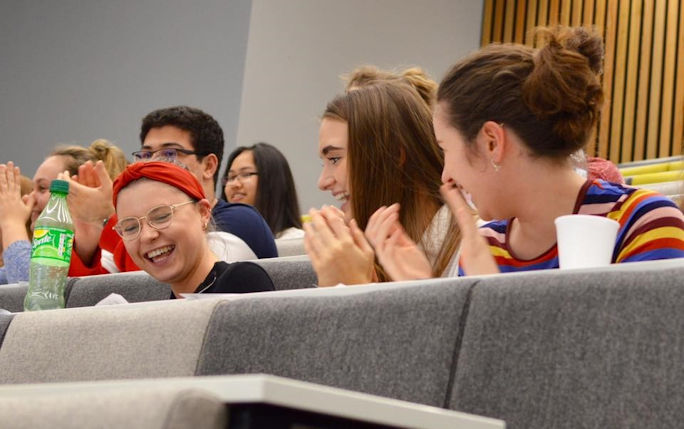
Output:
140,106,224,185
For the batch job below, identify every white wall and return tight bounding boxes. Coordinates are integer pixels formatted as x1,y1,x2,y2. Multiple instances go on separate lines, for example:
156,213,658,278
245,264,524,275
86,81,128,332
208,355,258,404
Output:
0,0,484,207
0,0,252,181
237,0,483,211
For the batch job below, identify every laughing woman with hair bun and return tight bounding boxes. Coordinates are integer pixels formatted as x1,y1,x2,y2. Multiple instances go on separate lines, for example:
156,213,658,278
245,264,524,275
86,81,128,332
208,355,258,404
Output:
366,26,684,278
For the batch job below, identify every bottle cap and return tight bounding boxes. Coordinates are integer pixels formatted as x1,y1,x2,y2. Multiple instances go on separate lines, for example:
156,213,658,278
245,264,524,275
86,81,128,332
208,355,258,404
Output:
50,179,70,195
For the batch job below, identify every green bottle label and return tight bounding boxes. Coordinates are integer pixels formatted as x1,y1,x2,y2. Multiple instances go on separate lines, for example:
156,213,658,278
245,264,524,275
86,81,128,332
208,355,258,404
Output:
31,227,74,266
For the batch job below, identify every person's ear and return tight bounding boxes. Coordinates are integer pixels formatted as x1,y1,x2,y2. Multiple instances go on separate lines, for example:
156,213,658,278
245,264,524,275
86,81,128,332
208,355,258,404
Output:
201,154,219,181
197,199,212,228
480,121,505,165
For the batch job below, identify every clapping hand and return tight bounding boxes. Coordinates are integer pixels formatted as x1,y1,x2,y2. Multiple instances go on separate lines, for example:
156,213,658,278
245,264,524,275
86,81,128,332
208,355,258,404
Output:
0,162,33,249
57,160,115,225
365,203,432,281
57,160,115,265
440,180,499,276
303,206,376,287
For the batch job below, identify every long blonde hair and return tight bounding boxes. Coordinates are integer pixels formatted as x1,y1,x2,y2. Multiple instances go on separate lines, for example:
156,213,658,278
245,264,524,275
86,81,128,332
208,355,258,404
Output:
323,82,460,279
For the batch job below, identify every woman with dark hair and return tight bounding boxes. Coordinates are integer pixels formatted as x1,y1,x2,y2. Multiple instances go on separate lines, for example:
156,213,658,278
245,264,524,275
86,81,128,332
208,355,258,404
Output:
366,26,684,278
222,143,303,239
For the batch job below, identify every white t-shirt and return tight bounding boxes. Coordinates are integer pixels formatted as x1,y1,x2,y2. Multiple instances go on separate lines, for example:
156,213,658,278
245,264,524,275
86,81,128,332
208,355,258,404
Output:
207,231,257,261
100,231,256,273
276,227,305,240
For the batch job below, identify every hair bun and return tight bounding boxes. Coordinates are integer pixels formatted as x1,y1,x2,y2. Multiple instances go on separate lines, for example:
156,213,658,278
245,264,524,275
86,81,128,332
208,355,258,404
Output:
560,26,603,73
400,67,436,108
522,26,604,154
89,139,112,159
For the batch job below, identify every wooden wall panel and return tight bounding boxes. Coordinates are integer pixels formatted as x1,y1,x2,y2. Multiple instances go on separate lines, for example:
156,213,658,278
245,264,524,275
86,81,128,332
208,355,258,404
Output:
659,0,679,157
647,0,667,159
515,0,528,42
571,0,583,26
481,0,494,45
503,0,516,42
525,0,538,44
634,0,655,160
674,0,684,156
608,0,631,161
480,0,684,162
493,0,505,42
560,0,572,26
621,0,643,162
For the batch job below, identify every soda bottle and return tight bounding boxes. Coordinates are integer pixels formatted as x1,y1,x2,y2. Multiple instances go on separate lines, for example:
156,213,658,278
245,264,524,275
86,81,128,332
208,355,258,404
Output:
24,179,74,311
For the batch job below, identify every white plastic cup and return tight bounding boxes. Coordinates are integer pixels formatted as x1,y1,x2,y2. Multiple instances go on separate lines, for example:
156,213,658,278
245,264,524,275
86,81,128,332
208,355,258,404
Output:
554,214,620,269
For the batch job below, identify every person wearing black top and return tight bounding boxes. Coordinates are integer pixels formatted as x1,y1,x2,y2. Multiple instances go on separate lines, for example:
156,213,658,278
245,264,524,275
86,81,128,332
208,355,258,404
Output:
111,161,274,298
172,261,274,298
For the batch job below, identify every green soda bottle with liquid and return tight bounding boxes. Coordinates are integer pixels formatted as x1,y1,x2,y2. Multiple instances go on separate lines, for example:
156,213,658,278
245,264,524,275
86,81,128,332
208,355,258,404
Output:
23,179,74,311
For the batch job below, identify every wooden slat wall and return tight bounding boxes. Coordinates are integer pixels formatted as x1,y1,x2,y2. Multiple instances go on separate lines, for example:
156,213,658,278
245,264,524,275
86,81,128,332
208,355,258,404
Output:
480,0,684,163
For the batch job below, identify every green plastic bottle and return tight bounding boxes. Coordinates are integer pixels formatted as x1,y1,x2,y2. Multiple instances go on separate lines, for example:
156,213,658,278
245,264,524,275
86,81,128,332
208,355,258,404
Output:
23,179,74,311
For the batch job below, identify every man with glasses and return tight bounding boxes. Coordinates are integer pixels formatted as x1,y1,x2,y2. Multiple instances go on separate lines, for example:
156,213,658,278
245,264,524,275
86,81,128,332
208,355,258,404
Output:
65,107,276,277
136,106,276,259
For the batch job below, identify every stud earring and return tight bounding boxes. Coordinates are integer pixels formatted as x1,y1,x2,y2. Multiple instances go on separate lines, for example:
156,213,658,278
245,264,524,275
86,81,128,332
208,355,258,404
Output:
491,159,501,172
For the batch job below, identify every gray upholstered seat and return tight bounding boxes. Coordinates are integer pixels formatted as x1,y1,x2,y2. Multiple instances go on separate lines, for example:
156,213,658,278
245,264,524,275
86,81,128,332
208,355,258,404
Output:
0,282,28,313
2,258,313,314
0,272,171,313
196,278,477,406
449,265,684,429
65,271,171,308
0,314,13,349
0,386,226,429
251,255,316,290
0,299,220,384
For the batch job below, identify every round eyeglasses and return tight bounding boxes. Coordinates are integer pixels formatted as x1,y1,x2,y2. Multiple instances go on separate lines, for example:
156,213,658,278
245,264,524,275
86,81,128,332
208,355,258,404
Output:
114,201,196,240
131,147,199,162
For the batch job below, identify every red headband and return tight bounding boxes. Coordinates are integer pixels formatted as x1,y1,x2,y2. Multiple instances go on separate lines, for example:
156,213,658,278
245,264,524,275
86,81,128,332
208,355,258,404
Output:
112,161,206,206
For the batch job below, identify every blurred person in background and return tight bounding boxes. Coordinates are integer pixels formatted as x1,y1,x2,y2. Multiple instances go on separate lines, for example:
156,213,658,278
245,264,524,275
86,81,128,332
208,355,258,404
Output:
0,139,127,284
222,142,303,239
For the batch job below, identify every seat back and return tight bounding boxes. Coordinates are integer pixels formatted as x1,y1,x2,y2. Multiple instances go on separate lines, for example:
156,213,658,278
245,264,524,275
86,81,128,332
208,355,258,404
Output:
196,278,477,407
0,314,13,349
0,386,226,429
251,256,317,290
65,271,171,308
0,283,28,313
0,299,219,383
449,265,684,429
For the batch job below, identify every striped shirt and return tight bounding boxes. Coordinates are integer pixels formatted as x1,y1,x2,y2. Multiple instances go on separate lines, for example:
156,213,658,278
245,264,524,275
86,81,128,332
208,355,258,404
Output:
458,180,684,275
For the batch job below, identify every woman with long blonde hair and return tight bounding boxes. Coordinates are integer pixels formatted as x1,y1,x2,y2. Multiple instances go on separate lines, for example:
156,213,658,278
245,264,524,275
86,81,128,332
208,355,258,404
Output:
305,82,460,285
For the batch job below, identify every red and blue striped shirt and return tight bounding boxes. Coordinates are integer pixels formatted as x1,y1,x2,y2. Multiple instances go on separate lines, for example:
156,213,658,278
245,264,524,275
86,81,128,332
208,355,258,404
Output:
459,180,684,275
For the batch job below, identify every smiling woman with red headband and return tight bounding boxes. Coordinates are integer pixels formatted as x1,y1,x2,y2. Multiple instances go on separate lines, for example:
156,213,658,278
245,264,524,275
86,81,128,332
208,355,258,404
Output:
111,161,274,297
